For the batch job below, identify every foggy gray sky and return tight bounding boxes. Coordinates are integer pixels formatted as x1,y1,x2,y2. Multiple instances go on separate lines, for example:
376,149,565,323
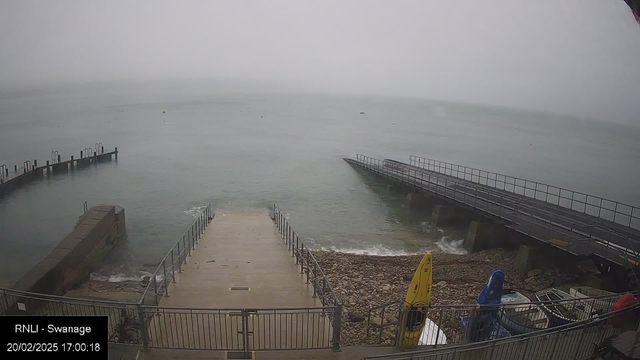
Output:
1,0,639,124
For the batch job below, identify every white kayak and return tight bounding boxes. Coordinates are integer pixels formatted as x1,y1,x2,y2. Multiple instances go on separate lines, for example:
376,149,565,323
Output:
418,318,447,345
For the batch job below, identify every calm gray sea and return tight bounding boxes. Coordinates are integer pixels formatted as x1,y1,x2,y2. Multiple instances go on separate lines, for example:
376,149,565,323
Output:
1,84,639,284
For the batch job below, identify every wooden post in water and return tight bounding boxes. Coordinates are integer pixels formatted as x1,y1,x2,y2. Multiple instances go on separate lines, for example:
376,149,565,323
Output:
80,150,83,158
115,147,118,160
57,154,61,163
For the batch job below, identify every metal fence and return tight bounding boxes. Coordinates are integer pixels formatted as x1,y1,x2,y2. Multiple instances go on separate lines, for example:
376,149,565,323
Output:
408,155,640,231
352,155,640,267
0,204,344,353
0,288,341,352
272,204,341,308
365,290,632,348
142,306,340,351
362,302,640,360
140,204,213,306
0,287,143,344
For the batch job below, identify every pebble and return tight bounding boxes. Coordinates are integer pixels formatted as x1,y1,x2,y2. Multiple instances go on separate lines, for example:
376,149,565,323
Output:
312,249,596,347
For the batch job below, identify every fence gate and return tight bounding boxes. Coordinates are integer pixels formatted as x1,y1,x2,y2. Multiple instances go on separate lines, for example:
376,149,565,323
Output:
143,307,336,355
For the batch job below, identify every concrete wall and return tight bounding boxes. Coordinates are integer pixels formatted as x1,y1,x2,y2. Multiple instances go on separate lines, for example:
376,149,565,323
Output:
12,205,126,296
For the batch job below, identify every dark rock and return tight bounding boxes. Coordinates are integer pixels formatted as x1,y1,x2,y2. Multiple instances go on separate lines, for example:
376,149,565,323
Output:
527,269,542,277
347,313,365,322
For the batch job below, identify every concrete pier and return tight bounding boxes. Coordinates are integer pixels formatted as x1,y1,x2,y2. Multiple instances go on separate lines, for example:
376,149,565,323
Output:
147,211,327,351
162,211,318,308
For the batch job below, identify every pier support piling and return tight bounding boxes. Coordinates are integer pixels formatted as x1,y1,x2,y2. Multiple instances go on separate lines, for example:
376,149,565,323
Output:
431,205,456,226
406,193,439,211
464,221,503,252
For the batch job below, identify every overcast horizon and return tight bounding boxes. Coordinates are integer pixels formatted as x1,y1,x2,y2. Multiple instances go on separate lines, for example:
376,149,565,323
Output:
1,0,639,125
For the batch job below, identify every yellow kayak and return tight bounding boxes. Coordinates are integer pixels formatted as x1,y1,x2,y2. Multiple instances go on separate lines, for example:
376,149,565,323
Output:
399,252,433,346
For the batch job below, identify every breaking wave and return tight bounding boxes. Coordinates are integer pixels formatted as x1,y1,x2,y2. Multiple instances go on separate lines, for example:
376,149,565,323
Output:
435,236,467,255
184,205,207,218
319,244,425,256
90,271,164,283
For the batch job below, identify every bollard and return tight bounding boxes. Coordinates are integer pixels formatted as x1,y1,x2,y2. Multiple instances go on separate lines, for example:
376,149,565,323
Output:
57,154,61,163
34,160,37,168
80,151,83,158
101,146,104,154
14,165,17,172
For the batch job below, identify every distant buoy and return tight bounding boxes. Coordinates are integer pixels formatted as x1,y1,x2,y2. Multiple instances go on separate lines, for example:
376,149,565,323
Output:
162,111,165,114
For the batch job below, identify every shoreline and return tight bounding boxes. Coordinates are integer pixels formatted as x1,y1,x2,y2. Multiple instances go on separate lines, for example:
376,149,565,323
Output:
314,248,597,346
68,247,598,346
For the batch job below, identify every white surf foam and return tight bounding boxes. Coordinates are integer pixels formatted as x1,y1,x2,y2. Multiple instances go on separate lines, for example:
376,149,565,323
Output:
90,271,164,283
319,244,425,256
184,205,207,218
435,236,467,255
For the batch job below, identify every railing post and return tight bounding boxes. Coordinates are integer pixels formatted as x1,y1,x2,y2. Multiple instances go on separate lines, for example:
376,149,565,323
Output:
171,249,176,282
153,276,159,306
312,262,318,298
163,261,169,297
306,249,311,283
300,243,305,274
332,304,342,351
137,304,149,351
182,236,187,264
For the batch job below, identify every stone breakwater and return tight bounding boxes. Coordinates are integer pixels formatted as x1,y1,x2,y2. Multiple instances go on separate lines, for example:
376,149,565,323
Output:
313,249,597,346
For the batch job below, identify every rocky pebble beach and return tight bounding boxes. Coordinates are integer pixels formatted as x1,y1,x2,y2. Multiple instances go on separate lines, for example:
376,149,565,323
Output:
314,249,598,346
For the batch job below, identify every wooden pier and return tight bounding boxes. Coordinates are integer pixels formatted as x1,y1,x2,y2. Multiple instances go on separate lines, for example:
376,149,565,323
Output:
0,144,118,198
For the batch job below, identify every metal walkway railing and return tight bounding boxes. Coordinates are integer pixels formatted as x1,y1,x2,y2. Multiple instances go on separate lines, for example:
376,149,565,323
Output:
272,204,340,307
348,155,640,268
140,204,213,306
0,205,343,352
365,291,639,347
362,302,640,360
408,155,640,231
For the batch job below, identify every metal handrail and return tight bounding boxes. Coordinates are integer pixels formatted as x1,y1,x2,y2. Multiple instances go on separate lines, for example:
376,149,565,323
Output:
365,289,639,345
409,155,640,230
272,204,340,307
139,204,213,305
362,301,640,360
396,157,640,264
352,155,640,266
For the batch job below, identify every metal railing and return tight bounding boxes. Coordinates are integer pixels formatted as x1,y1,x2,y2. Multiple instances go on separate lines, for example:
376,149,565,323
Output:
0,204,343,353
352,155,640,267
0,287,341,352
272,204,341,308
409,155,640,231
365,290,632,347
362,302,640,360
142,305,339,351
0,287,142,344
139,204,213,306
